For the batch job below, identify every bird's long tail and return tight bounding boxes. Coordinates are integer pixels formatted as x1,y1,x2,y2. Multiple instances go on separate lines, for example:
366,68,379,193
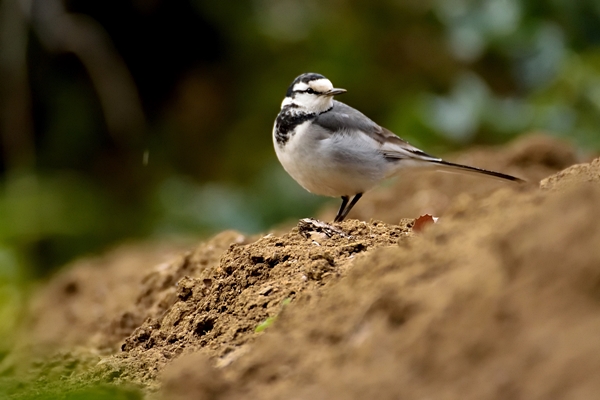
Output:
431,159,525,183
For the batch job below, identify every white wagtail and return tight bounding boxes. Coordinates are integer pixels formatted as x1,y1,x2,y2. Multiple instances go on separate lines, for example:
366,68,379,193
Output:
273,73,524,223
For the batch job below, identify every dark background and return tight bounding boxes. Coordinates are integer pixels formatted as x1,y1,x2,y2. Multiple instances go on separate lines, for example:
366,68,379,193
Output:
1,0,600,280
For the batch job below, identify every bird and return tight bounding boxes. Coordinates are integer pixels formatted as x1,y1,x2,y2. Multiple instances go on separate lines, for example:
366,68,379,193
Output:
272,73,524,223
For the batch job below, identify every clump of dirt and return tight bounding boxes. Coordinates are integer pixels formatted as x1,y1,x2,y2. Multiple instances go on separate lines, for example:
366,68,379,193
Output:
19,232,248,356
8,134,600,399
107,220,412,385
540,157,600,190
111,231,250,351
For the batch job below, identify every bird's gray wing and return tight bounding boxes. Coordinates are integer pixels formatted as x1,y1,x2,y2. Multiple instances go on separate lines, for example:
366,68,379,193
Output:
314,102,523,182
313,101,382,138
314,101,440,162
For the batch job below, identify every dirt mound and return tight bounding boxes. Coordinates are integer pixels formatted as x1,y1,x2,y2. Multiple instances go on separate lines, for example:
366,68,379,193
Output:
20,242,188,353
102,220,412,386
20,233,246,355
9,134,600,399
175,164,598,400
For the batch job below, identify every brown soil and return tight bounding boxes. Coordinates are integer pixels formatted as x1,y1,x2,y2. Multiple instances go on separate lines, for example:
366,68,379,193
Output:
6,134,600,399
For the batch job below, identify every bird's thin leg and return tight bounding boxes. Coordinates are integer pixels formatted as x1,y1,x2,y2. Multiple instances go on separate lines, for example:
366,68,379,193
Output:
334,196,349,222
338,193,363,222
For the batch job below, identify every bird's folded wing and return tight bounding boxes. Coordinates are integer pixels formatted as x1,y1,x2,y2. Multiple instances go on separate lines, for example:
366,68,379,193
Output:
377,127,441,162
313,101,382,135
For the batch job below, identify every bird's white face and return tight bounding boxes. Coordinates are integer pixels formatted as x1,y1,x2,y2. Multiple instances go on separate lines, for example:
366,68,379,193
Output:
282,78,346,113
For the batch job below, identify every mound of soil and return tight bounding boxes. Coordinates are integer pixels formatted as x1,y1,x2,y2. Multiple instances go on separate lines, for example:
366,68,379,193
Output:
202,160,600,400
115,219,412,385
7,134,600,399
19,242,192,353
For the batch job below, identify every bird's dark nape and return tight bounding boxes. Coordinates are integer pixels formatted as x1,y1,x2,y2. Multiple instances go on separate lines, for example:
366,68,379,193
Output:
334,193,363,222
434,160,525,183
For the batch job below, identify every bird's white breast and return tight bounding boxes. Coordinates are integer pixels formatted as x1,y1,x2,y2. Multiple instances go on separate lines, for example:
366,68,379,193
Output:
273,121,390,197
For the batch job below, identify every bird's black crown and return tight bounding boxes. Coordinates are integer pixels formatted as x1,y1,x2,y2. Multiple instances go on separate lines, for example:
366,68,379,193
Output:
286,73,326,97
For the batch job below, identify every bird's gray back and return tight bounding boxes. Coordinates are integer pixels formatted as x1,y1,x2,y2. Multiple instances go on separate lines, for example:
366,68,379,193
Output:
312,101,381,137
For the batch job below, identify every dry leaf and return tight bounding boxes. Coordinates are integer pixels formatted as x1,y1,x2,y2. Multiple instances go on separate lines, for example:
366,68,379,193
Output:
412,214,438,232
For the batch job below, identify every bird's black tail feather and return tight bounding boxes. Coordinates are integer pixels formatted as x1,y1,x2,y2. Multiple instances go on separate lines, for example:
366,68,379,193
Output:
433,160,525,183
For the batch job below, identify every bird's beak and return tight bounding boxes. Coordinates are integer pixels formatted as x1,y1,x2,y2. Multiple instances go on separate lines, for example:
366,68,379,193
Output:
323,88,347,96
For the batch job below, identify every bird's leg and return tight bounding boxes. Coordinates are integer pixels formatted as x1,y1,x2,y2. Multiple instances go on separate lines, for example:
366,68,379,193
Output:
338,193,363,222
334,196,349,223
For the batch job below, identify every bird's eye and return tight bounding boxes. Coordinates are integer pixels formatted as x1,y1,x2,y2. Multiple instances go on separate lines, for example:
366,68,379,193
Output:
304,88,318,94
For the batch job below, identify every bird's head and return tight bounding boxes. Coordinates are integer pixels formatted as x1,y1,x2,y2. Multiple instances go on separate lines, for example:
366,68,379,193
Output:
281,73,346,113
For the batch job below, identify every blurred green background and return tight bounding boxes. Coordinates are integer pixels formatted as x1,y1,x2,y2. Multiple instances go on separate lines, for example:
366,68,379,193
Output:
1,0,600,290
